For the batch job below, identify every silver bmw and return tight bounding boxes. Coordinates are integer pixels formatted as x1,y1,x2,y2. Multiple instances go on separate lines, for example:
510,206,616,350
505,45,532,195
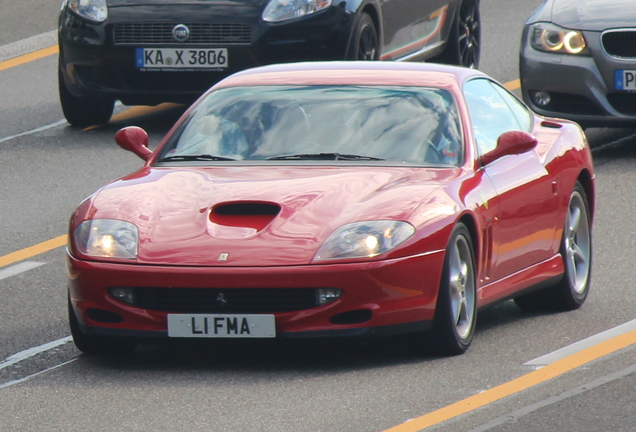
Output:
520,0,636,127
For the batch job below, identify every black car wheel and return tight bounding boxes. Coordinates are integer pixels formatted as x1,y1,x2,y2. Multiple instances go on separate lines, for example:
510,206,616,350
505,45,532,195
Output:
515,182,592,312
68,298,136,356
59,62,115,127
349,13,379,60
436,0,481,68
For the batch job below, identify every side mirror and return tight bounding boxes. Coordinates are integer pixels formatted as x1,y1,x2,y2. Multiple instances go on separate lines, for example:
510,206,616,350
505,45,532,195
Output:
115,126,153,161
480,130,537,166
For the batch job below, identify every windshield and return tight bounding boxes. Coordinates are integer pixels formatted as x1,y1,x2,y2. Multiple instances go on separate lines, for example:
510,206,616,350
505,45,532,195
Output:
158,85,463,165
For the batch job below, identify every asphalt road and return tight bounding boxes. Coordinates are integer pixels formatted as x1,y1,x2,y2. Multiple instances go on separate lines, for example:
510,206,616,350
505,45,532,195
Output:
1,1,636,431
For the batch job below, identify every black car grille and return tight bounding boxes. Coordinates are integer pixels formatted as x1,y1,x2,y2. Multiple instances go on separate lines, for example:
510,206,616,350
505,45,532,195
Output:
602,30,636,59
113,23,252,45
607,93,636,115
118,287,320,313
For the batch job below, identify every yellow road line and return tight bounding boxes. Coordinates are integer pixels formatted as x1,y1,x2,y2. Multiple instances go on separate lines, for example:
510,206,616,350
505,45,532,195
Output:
504,79,521,91
0,46,58,72
0,235,67,268
382,328,636,432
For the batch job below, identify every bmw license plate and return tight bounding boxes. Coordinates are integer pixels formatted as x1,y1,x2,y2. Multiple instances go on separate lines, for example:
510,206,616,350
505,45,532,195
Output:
136,48,228,70
615,70,636,90
167,314,275,338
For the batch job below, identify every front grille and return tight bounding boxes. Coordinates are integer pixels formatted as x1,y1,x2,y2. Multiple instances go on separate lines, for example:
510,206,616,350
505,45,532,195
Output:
113,23,252,45
602,30,636,59
118,287,320,313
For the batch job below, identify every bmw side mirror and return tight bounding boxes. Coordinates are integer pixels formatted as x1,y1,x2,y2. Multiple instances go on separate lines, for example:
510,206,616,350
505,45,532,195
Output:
480,130,538,166
115,126,153,162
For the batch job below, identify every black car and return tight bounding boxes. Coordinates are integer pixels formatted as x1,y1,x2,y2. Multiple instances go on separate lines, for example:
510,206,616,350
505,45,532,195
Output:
58,0,481,127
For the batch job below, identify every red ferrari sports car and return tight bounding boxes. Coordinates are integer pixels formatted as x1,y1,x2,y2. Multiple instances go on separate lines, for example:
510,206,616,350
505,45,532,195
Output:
67,61,594,356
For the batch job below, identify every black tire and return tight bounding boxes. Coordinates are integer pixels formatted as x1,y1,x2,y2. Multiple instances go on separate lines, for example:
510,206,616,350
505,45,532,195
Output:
68,298,136,356
435,0,481,68
514,182,592,312
59,63,114,127
348,13,380,60
414,223,477,356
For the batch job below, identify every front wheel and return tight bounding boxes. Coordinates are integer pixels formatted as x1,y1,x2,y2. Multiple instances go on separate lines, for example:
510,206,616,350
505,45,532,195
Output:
435,0,481,68
412,223,477,356
348,13,379,60
514,182,592,311
59,63,114,127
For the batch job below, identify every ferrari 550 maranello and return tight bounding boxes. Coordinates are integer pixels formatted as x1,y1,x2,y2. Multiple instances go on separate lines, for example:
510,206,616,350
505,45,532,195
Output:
67,61,595,356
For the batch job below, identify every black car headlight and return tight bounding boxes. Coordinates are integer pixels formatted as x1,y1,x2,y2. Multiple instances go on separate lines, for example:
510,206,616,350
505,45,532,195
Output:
74,219,138,260
262,0,332,23
313,221,415,261
530,23,589,55
66,0,108,23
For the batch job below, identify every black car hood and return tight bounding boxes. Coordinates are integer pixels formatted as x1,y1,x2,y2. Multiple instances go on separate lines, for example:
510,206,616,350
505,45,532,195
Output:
107,0,268,7
549,0,636,31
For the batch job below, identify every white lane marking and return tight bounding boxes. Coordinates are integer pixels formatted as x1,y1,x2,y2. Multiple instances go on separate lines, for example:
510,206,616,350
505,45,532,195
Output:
525,318,636,367
0,261,46,281
0,337,72,372
467,362,636,432
0,30,57,62
0,359,77,389
0,120,67,144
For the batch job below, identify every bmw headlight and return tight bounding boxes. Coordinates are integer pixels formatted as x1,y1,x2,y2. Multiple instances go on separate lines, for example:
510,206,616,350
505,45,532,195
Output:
67,0,108,22
314,221,415,261
263,0,332,23
530,24,589,55
74,219,138,260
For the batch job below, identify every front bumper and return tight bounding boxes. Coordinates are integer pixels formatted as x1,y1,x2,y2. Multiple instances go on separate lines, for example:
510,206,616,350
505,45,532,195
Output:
67,249,445,341
520,27,636,127
58,5,354,105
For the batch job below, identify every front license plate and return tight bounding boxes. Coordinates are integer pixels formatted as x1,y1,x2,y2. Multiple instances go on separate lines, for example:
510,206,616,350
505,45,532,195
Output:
167,314,275,338
136,48,228,69
615,70,636,90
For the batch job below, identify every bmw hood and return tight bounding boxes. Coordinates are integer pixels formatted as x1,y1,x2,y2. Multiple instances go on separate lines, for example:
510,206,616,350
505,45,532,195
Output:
78,166,459,266
548,0,636,31
106,0,267,7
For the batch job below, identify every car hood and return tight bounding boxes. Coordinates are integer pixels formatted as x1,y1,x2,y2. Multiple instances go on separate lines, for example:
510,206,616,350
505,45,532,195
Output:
549,0,636,31
78,166,460,266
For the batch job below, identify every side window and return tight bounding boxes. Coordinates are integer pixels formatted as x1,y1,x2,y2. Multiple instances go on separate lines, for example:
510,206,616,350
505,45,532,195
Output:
464,79,522,155
493,83,532,131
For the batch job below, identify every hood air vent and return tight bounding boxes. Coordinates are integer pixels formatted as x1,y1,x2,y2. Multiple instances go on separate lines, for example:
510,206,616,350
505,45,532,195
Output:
210,202,281,231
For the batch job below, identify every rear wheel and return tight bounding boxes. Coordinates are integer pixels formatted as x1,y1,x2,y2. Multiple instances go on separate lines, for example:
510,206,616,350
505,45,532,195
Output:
514,182,592,311
59,62,114,127
348,13,379,60
68,298,136,356
435,0,481,68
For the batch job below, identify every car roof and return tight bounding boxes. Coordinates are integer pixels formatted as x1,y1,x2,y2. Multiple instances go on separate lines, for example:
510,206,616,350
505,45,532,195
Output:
210,61,486,91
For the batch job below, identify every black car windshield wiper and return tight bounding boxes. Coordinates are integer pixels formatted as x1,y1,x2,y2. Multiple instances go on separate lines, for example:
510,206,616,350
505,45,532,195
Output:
266,152,385,161
157,154,236,162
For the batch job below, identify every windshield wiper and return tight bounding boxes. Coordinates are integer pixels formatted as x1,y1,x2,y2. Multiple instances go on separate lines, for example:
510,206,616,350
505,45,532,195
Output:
157,154,236,162
266,153,384,161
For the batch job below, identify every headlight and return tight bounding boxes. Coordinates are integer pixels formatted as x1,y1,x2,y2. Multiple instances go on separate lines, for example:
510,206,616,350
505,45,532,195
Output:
530,24,589,55
313,221,415,261
74,219,138,260
67,0,108,22
263,0,332,23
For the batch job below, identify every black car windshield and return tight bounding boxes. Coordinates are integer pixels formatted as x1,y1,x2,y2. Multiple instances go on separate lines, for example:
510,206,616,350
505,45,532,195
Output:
158,85,463,165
